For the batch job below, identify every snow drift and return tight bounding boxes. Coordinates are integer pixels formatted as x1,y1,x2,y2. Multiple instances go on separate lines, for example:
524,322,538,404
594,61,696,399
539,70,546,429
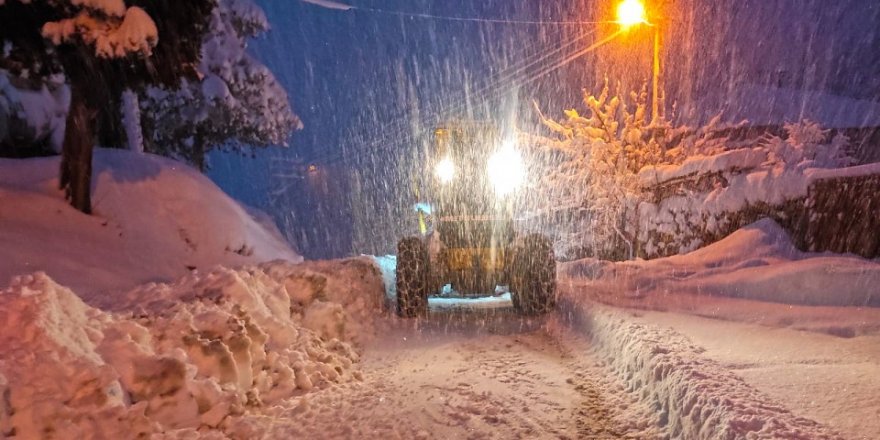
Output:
0,149,301,296
0,258,386,438
562,218,880,307
564,303,842,439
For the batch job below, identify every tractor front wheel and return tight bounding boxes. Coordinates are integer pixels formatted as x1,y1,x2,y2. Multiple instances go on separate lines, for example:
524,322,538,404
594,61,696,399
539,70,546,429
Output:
396,237,430,318
510,234,556,316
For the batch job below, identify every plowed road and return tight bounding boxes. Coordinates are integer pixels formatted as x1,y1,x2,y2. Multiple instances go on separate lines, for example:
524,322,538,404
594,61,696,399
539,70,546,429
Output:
256,309,662,439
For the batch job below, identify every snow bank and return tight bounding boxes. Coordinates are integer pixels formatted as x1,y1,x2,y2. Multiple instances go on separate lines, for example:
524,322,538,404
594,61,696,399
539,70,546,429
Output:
620,309,880,440
563,302,843,439
0,258,386,438
659,162,880,218
639,148,768,186
0,149,301,296
563,219,880,307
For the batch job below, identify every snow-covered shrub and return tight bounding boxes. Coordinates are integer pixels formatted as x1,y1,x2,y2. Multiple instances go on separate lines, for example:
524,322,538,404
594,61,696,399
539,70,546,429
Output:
661,114,746,165
532,86,866,260
140,0,301,170
764,119,854,169
530,82,667,260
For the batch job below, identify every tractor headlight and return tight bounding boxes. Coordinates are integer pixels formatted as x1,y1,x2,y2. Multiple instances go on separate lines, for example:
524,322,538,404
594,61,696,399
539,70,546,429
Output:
435,157,455,183
487,142,524,196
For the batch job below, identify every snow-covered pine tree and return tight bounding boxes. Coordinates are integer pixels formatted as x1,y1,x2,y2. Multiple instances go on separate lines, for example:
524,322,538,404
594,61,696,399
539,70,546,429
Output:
140,0,301,171
0,0,213,213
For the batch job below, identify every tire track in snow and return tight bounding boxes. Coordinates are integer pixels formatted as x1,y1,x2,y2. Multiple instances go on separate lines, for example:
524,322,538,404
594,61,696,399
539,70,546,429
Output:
244,313,664,439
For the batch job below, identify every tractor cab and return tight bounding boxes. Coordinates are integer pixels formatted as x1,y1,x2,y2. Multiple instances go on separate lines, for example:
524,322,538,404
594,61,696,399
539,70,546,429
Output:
395,121,556,318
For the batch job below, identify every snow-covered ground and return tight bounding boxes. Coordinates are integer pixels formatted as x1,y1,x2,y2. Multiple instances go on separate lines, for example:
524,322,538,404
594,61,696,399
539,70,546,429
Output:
0,258,386,438
237,313,666,439
4,251,871,439
2,149,878,438
0,149,301,296
618,308,880,440
560,217,880,439
1,249,666,439
563,303,847,439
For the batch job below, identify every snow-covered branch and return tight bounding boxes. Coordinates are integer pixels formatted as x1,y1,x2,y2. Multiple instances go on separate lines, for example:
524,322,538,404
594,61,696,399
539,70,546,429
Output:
140,0,299,168
40,2,158,58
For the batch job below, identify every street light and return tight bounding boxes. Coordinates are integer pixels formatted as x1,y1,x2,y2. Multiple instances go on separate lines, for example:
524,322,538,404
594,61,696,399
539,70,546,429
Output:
616,0,647,28
616,0,661,125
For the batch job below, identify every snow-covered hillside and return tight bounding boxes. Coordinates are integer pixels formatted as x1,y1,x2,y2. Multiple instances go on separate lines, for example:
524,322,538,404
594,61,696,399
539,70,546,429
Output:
0,149,301,296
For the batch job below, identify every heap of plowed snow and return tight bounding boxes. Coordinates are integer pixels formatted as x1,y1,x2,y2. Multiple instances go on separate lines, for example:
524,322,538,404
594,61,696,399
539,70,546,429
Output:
0,149,301,296
562,218,880,307
570,304,844,439
0,258,386,438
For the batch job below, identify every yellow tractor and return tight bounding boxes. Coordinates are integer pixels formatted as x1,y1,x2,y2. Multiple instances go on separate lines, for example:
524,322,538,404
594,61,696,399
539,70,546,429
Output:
396,122,556,317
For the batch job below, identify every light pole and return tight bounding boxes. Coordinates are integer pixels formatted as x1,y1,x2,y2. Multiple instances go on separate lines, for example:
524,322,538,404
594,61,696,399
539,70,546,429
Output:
616,0,661,124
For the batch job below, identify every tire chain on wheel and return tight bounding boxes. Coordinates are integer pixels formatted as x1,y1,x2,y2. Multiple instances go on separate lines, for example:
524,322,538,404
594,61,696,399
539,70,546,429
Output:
396,237,430,318
510,233,557,316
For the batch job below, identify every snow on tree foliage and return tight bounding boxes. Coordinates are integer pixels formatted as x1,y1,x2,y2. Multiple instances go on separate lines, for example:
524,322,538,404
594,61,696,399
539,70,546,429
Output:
765,119,853,169
0,70,69,154
1,0,155,153
530,81,661,260
140,0,301,170
530,81,744,260
1,0,214,213
41,3,158,58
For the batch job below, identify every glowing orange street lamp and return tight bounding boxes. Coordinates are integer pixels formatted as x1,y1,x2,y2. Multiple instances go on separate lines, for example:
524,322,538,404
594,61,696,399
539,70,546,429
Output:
616,0,647,28
616,0,661,124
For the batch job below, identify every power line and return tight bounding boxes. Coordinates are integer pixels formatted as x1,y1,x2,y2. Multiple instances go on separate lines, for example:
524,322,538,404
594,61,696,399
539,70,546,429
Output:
290,0,627,168
307,30,604,166
357,6,615,27
282,18,622,170
300,0,613,26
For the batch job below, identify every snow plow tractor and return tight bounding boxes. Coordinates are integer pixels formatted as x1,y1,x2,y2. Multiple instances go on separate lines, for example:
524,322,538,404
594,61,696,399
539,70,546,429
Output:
396,122,556,318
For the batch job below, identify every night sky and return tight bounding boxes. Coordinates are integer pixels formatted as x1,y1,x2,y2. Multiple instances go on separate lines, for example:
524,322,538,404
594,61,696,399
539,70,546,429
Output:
209,0,880,260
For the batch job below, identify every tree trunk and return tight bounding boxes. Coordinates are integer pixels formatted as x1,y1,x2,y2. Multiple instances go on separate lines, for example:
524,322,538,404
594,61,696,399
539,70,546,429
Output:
193,131,206,172
59,87,96,214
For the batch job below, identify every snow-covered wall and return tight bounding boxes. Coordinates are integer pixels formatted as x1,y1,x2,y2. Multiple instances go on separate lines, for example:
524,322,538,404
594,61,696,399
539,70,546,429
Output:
637,138,880,259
